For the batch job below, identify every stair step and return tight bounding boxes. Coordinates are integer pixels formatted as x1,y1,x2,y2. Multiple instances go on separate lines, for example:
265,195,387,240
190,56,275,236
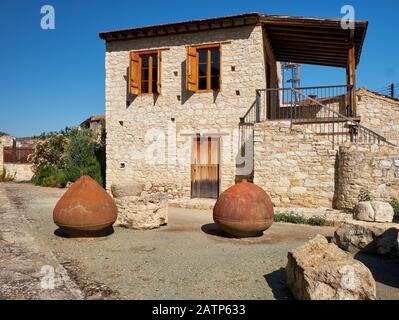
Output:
293,116,361,125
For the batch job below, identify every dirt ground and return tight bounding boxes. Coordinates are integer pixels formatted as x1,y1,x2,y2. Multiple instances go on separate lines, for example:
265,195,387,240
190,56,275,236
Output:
1,182,398,300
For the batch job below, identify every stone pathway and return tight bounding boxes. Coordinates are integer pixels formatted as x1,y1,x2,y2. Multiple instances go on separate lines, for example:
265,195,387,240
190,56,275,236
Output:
0,184,83,300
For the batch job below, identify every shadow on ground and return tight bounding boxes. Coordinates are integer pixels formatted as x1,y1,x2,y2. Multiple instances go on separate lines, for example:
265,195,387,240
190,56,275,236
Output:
355,252,399,289
54,227,115,239
201,223,237,238
263,268,294,300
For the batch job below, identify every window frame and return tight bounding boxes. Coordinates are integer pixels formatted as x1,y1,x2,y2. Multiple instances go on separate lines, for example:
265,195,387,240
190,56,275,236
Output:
194,44,221,93
137,50,160,96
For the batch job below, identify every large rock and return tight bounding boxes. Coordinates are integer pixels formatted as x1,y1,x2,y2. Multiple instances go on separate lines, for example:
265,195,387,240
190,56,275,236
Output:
286,235,376,300
333,220,399,255
53,176,118,237
112,185,168,229
354,201,394,223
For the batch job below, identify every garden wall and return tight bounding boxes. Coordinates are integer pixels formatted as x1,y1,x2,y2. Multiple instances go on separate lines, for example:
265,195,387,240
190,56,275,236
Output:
335,144,399,209
253,121,337,208
3,163,34,182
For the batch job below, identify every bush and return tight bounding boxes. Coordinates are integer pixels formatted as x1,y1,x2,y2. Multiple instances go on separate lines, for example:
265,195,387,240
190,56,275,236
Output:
307,216,329,226
28,134,67,172
274,212,329,226
274,212,307,224
0,168,16,182
31,164,68,188
390,198,399,218
63,128,103,185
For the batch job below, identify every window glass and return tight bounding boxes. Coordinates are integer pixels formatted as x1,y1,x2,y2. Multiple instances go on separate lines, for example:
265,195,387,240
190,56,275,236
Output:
199,64,207,77
196,47,220,91
211,48,219,63
199,50,207,63
141,81,149,93
142,68,149,81
142,55,149,67
211,76,219,90
152,81,157,94
140,53,158,94
199,78,207,90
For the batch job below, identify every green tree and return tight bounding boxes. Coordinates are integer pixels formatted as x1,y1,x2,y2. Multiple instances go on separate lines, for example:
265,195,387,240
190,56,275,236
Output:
63,128,103,185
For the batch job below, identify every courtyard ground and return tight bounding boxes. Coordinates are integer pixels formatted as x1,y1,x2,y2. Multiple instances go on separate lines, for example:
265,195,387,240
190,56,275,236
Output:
0,182,398,300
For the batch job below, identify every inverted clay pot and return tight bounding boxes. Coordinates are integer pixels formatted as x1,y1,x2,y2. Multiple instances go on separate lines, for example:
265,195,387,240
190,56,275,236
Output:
53,176,118,237
213,179,274,237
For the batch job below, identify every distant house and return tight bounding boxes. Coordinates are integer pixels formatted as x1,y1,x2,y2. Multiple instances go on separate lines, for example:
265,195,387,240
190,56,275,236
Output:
80,115,105,138
100,12,399,209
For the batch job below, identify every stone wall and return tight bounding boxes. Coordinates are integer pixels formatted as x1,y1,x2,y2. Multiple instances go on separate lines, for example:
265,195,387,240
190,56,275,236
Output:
253,121,337,208
357,88,399,145
105,25,275,198
335,144,399,209
3,163,34,182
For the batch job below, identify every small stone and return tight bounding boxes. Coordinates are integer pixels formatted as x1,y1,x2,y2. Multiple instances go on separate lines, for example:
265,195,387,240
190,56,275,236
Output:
286,235,376,300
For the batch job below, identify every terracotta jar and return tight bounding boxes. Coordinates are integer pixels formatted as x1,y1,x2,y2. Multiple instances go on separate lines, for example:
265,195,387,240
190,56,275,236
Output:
213,179,274,237
53,176,118,237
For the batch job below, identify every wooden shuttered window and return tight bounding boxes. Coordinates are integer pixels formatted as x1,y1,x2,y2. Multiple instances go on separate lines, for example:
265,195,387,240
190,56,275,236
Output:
129,50,162,95
186,45,221,92
186,46,198,92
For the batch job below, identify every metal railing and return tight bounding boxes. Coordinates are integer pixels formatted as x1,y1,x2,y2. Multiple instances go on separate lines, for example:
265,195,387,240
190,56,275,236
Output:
240,85,395,149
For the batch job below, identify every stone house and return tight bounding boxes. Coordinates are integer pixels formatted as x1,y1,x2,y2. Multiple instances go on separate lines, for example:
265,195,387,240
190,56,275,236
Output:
100,13,399,209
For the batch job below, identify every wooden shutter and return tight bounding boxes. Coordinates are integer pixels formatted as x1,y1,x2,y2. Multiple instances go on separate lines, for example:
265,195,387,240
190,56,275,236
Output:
129,51,140,95
157,50,162,95
186,46,198,92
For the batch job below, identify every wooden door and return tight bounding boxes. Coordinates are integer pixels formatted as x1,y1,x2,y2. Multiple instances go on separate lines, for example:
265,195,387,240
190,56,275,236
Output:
191,136,220,199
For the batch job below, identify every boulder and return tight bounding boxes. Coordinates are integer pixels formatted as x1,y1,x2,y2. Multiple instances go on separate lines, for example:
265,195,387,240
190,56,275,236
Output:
333,220,399,255
53,176,118,237
354,201,394,223
371,201,394,223
113,192,168,230
286,235,376,300
111,183,144,198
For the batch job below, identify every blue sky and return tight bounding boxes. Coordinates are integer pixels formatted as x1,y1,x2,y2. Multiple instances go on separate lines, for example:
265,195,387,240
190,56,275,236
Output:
0,0,398,137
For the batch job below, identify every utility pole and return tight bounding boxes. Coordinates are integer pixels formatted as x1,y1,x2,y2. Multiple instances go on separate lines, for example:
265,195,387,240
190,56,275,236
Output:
390,83,395,98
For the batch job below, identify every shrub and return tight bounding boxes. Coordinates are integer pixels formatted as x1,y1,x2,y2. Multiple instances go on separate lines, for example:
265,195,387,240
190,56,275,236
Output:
342,207,355,215
274,212,329,226
0,168,16,182
274,212,307,224
28,134,67,172
31,164,68,188
307,216,329,226
390,198,399,218
63,128,103,185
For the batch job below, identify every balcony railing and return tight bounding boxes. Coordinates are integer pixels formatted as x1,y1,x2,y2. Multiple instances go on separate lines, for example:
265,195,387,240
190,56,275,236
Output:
240,85,395,149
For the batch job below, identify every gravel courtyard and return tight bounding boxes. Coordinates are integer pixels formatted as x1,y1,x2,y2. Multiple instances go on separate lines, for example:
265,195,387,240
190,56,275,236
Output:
1,182,398,300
